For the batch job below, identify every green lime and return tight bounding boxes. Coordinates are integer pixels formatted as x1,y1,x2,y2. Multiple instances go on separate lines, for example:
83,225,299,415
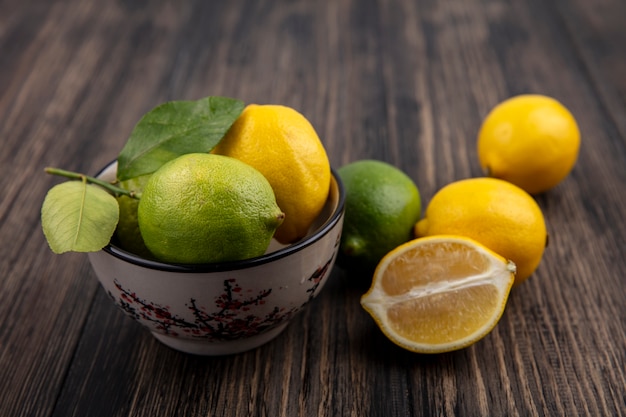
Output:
137,153,285,264
337,160,421,272
114,174,153,258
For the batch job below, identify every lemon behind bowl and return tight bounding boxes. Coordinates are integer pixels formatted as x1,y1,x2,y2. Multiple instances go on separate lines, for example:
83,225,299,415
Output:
212,104,330,244
415,177,547,285
337,160,421,274
477,94,580,194
137,153,285,264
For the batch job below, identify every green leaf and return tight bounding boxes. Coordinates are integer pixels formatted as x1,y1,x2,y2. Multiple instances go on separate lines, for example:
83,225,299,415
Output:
116,96,245,180
41,181,120,253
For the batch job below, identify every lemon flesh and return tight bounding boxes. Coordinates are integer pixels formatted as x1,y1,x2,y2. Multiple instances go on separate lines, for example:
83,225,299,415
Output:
138,153,284,264
361,235,516,354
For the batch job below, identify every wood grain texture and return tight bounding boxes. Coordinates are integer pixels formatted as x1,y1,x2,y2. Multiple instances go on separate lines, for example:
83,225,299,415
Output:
0,0,624,416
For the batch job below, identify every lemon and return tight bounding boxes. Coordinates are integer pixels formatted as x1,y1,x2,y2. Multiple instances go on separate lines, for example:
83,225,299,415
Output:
212,104,331,244
337,160,421,272
415,177,547,284
477,94,580,194
114,174,153,258
361,235,516,353
137,153,284,264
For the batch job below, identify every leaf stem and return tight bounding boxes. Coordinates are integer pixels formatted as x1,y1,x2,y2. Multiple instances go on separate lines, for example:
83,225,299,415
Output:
44,167,141,199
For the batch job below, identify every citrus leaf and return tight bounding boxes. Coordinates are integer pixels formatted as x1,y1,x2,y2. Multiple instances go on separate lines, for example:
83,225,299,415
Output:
41,181,120,253
116,96,245,181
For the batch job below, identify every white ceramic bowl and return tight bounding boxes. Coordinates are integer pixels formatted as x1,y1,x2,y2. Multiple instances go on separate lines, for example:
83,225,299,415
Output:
88,161,345,355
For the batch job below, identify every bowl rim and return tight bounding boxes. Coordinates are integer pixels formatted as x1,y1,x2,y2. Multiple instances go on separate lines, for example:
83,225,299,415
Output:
97,160,345,273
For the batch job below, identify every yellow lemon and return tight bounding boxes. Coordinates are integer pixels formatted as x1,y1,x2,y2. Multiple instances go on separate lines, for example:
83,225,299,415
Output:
477,94,580,194
361,235,516,353
212,104,331,244
138,153,284,264
415,177,547,284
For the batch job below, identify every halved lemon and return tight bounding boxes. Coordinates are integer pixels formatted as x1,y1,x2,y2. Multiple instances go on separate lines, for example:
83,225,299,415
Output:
361,235,516,353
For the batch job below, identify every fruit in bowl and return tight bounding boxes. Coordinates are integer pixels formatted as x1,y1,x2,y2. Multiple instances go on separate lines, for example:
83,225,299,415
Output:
40,96,344,355
87,160,344,355
137,153,285,264
212,104,331,244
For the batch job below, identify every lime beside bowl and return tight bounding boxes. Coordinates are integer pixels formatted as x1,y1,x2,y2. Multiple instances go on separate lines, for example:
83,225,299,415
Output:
87,161,345,355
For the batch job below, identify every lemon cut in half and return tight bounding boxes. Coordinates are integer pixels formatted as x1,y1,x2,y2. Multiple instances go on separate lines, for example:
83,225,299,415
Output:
361,235,516,354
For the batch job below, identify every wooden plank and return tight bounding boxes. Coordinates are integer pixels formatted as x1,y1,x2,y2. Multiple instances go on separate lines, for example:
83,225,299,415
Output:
51,271,361,417
372,0,626,415
0,1,189,416
553,0,626,140
50,0,626,416
1,0,624,415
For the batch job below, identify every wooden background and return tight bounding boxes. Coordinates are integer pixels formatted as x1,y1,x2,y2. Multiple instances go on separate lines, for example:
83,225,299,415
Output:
1,0,624,416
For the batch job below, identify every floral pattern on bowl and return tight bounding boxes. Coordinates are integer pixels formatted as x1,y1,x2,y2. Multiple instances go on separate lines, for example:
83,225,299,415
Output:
108,254,335,341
